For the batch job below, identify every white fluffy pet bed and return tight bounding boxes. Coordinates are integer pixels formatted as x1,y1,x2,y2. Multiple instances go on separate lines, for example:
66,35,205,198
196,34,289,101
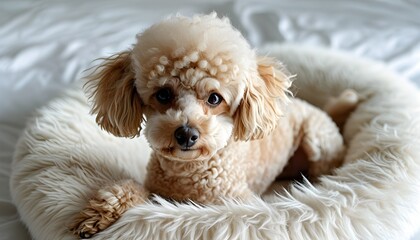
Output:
10,45,420,240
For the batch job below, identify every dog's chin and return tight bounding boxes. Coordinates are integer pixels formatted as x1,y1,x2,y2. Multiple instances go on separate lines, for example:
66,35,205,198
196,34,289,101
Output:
157,147,215,162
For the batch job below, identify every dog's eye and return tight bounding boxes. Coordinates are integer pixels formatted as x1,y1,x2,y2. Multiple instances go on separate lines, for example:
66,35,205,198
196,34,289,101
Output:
155,88,173,104
207,93,223,106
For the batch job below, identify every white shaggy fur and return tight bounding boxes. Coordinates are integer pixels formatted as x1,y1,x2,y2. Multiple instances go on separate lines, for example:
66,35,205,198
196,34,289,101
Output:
10,45,420,240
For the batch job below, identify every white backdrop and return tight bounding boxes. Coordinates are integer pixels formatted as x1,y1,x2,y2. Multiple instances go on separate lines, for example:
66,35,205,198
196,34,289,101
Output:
1,0,419,239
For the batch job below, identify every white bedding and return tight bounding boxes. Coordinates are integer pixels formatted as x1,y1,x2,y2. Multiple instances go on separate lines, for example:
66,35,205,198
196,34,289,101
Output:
1,0,419,239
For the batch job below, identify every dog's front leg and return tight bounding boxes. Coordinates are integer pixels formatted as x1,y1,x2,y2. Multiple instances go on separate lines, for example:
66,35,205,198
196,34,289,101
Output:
70,179,149,239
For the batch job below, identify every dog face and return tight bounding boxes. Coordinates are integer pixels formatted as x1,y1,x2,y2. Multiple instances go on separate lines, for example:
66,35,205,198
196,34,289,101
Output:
140,80,237,161
86,13,291,161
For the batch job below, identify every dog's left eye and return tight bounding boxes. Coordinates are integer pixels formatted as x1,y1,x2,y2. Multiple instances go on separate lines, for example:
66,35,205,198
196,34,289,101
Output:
207,93,223,106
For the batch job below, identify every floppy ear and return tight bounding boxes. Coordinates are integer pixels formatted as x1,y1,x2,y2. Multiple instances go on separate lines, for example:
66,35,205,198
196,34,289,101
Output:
233,56,292,141
85,50,143,138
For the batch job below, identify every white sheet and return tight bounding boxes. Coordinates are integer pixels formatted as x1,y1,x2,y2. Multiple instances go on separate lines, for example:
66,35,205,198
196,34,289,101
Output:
1,0,419,239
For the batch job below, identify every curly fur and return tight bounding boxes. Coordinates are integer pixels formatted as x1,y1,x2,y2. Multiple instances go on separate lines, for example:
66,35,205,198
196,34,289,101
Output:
69,13,346,237
85,51,142,137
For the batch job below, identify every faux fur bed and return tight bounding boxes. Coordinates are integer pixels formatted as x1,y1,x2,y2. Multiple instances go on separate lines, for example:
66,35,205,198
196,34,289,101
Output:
10,45,420,240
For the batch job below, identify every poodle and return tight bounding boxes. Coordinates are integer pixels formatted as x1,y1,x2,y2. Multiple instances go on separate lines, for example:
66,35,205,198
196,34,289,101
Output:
71,13,355,238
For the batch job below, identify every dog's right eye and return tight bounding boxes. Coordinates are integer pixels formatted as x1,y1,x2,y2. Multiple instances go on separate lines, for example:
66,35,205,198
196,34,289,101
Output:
155,88,173,104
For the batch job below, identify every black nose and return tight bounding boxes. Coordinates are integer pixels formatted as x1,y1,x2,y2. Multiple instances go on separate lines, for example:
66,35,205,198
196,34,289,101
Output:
174,126,200,149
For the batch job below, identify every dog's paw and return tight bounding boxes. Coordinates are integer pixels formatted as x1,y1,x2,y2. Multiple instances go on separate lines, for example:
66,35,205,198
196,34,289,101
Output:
70,180,148,239
324,89,358,114
324,89,359,128
301,120,345,163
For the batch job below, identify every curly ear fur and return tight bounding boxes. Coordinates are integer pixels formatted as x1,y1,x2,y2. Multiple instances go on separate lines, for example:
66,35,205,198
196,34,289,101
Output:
85,51,143,138
233,57,292,141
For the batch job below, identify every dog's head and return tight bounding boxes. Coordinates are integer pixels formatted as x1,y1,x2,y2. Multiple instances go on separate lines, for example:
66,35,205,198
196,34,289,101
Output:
86,13,292,161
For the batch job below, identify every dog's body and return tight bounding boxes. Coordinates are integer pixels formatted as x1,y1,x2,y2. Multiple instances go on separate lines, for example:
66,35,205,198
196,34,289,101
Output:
145,98,343,204
71,13,353,238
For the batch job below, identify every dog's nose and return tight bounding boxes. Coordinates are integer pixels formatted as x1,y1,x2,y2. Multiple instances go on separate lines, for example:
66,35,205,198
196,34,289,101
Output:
174,126,200,148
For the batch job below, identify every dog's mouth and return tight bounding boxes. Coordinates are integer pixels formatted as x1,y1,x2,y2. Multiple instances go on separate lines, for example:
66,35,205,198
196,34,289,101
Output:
165,147,198,152
180,147,197,152
158,147,210,162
